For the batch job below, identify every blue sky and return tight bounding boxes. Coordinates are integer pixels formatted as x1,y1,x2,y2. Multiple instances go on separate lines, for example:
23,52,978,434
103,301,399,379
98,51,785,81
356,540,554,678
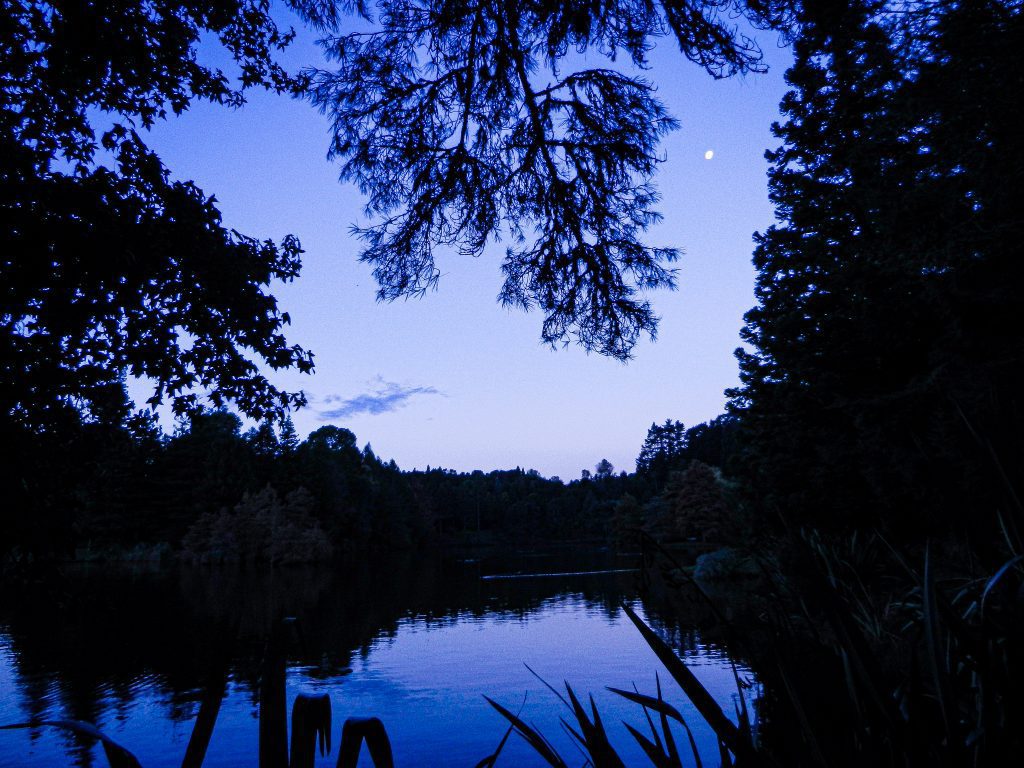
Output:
142,12,793,480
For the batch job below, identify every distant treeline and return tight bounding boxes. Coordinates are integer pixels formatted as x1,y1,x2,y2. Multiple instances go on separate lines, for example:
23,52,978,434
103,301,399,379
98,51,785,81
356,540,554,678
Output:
0,388,735,563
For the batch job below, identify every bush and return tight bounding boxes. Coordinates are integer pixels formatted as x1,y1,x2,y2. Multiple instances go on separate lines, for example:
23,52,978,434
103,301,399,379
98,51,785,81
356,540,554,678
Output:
182,486,332,565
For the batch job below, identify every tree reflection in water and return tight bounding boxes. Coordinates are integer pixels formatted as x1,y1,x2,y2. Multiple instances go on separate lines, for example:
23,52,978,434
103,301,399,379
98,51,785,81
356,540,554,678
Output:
0,549,749,767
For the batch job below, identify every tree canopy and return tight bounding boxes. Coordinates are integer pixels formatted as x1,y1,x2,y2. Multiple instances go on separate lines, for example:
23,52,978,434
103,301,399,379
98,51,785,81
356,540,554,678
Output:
309,0,794,359
636,419,687,477
8,0,1021,548
1,0,797,435
730,0,1024,535
1,0,314,431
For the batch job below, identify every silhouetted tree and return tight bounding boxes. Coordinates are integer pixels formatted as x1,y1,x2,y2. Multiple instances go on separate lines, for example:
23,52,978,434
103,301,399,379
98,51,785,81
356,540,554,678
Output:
279,415,300,453
731,0,1024,538
664,461,730,543
636,419,687,480
182,485,332,564
146,409,258,543
247,422,281,458
683,415,738,470
309,0,793,358
1,0,314,434
292,425,367,542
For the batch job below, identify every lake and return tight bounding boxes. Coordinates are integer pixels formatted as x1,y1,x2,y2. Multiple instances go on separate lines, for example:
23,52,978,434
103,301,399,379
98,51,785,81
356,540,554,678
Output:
0,549,756,766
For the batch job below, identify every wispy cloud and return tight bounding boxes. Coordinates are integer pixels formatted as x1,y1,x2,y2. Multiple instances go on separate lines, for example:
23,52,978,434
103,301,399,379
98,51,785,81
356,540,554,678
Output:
317,378,442,420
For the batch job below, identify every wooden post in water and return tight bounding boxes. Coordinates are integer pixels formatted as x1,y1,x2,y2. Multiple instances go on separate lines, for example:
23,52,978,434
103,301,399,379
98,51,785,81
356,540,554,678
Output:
259,620,290,768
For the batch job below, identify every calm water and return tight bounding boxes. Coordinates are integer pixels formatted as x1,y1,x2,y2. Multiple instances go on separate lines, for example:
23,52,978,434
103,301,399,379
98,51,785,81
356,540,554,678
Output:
0,550,755,767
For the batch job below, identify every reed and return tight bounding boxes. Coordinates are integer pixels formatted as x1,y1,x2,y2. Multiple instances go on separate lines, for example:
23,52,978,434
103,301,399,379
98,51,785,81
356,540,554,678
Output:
482,533,1024,767
480,608,758,768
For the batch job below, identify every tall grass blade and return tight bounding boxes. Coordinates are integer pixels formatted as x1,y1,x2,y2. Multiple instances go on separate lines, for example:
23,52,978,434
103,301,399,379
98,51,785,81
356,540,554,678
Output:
474,722,516,768
558,719,589,760
731,665,751,745
619,677,689,768
766,654,828,766
525,663,571,710
803,538,901,729
337,717,394,768
632,683,667,756
981,554,1024,616
623,722,676,768
922,545,958,759
621,604,751,762
679,717,703,768
954,402,1024,543
260,622,289,768
1,720,143,768
655,676,682,768
612,682,702,766
719,740,733,768
484,696,568,767
607,686,685,726
563,684,626,768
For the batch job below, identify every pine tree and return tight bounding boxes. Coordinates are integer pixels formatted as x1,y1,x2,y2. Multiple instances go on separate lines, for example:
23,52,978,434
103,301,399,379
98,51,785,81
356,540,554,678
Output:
279,415,299,453
635,419,687,480
731,1,1024,536
246,422,281,459
732,2,912,529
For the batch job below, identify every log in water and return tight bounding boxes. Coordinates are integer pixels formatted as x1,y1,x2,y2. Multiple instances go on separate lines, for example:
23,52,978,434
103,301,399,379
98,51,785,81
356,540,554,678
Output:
480,568,639,580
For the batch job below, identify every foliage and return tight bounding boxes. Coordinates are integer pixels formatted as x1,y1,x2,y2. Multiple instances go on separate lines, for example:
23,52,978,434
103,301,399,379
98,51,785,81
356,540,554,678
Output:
405,464,639,542
309,0,792,359
736,533,1024,767
2,397,667,558
636,420,688,479
481,534,1024,768
682,416,740,472
182,486,333,565
483,604,758,767
730,0,1024,537
610,493,645,549
1,0,314,432
0,381,163,557
663,462,731,543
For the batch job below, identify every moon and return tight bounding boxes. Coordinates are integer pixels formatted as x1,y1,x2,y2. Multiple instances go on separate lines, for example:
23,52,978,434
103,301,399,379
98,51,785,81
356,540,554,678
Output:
704,150,714,160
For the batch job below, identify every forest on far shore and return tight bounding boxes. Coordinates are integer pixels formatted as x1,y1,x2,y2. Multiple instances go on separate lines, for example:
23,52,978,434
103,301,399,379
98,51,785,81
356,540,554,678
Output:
3,0,1020,576
1,390,738,565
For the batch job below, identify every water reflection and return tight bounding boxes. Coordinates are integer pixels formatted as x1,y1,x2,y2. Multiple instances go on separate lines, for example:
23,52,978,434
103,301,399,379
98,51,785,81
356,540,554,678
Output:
0,550,754,767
